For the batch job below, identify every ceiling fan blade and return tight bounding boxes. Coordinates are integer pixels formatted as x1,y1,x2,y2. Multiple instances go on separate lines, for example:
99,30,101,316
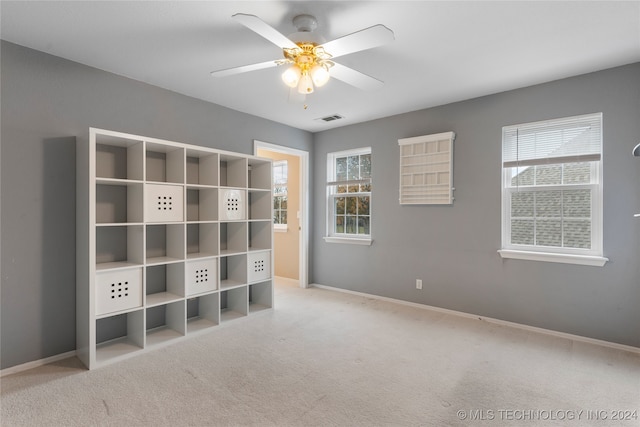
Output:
210,60,279,78
329,62,384,91
232,13,298,50
320,24,394,59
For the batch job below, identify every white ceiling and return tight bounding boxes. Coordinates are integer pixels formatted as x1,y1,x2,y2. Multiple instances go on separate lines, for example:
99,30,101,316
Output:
2,1,639,132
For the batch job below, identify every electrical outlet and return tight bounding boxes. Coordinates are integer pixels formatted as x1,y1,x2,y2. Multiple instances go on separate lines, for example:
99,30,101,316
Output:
416,279,422,290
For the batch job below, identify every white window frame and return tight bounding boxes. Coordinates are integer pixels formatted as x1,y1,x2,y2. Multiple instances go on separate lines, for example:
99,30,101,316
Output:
272,160,288,232
498,113,607,266
324,147,372,245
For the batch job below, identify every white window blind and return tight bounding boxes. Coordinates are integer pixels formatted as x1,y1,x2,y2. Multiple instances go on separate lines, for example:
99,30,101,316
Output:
398,132,455,205
503,113,602,168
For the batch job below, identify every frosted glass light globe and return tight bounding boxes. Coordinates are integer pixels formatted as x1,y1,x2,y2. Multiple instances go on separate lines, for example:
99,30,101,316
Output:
311,64,330,87
281,66,301,88
297,73,314,94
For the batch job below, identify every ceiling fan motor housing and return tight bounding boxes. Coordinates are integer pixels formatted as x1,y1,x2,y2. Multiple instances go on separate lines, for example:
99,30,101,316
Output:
292,14,318,32
289,14,325,45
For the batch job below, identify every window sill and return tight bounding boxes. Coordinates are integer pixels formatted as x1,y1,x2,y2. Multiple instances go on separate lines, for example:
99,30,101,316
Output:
324,236,373,246
498,249,608,267
274,225,288,233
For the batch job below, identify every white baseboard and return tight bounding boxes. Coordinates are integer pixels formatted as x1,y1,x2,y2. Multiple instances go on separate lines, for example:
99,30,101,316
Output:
5,283,637,376
1,350,77,377
311,283,640,355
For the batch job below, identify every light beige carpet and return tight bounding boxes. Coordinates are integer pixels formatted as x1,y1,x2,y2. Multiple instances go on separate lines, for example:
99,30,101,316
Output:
1,281,639,426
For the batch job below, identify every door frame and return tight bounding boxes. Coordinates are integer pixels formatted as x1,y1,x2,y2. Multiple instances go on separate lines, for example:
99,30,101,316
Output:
253,140,309,288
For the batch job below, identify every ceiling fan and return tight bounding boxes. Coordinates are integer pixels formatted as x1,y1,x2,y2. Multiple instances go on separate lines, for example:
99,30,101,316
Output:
210,13,394,97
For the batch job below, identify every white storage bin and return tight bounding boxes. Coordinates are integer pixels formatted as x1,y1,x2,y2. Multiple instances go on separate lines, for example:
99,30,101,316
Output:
186,258,218,296
145,184,184,222
247,251,271,283
96,268,143,316
219,189,246,221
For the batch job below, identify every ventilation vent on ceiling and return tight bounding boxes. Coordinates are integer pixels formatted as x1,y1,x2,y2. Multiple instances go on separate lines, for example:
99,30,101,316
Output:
316,114,344,122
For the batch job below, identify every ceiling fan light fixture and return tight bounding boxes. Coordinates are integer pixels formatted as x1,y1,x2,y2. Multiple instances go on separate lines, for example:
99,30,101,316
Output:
213,13,394,97
310,63,330,87
297,72,314,94
282,66,301,88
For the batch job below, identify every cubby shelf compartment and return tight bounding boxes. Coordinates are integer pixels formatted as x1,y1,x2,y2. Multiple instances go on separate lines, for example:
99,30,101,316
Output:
96,181,143,224
145,143,184,184
248,158,273,190
247,250,271,284
186,187,218,222
95,310,144,366
219,188,246,221
248,190,272,220
220,286,248,322
186,150,219,186
146,263,185,307
249,280,273,314
96,225,144,270
186,223,218,259
145,301,186,348
186,293,219,334
146,223,185,265
95,133,144,181
219,254,247,290
145,184,184,223
220,222,248,255
185,257,218,296
220,155,248,188
96,267,143,316
249,221,272,251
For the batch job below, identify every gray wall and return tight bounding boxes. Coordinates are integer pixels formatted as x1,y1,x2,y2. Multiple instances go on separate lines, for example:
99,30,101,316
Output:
1,39,638,370
312,63,640,348
0,41,313,369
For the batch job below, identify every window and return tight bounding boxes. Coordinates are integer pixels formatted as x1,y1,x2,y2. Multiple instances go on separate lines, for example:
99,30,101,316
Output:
499,113,607,266
273,160,287,230
325,148,372,245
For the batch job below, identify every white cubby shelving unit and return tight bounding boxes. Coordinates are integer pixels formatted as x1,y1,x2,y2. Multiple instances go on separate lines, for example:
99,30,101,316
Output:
398,131,455,205
77,128,273,369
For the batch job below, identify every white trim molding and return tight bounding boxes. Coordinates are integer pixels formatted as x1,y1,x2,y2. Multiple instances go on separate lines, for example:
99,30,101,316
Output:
498,249,608,266
311,283,639,355
323,236,373,246
274,224,288,232
254,140,310,288
1,351,77,377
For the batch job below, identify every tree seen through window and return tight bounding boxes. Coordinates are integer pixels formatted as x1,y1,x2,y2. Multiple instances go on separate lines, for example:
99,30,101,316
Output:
329,151,371,237
273,160,287,226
